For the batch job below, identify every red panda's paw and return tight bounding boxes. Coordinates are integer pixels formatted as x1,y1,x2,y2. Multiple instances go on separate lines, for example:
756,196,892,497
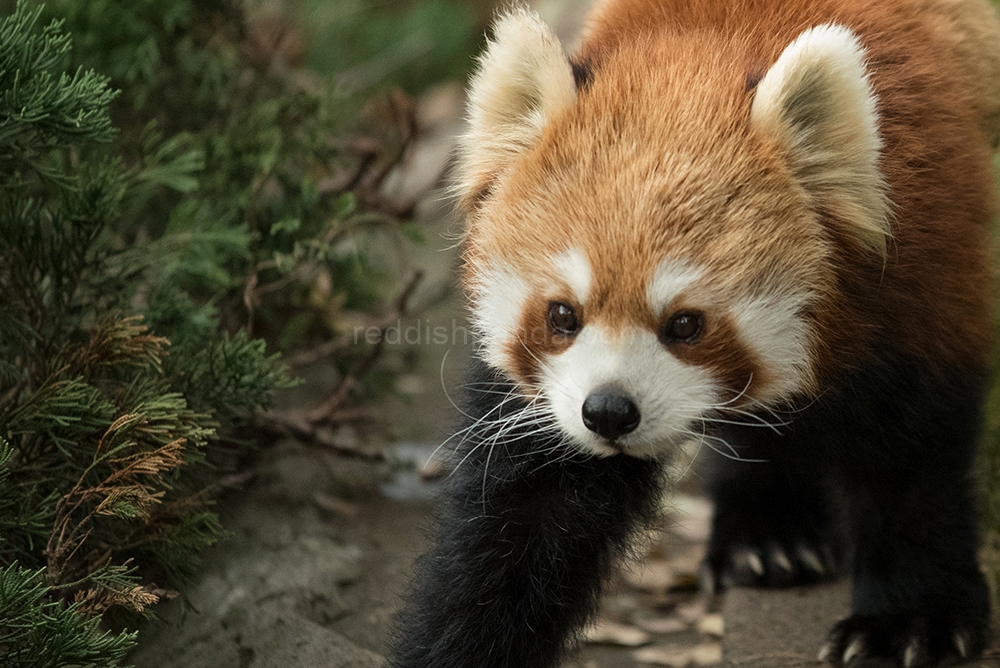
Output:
701,538,839,593
818,613,987,667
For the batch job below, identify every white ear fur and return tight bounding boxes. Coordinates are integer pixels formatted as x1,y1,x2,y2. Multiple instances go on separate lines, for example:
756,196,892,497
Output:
751,24,891,254
456,7,576,205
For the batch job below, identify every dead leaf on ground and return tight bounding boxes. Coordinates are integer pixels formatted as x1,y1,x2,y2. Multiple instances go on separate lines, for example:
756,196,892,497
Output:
691,642,723,666
632,644,693,667
625,558,675,594
583,618,651,647
697,613,724,638
637,615,689,634
676,597,707,624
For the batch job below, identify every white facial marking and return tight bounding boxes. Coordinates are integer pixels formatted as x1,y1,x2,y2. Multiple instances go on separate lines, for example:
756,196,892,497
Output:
552,247,592,304
541,324,719,458
647,260,703,315
730,290,815,400
470,264,531,371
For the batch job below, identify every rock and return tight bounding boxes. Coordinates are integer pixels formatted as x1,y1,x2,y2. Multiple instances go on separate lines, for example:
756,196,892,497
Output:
395,373,426,396
415,82,463,132
133,612,384,668
128,456,426,668
380,441,441,501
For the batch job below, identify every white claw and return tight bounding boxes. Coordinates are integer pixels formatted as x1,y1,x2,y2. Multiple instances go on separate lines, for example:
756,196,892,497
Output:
798,545,826,575
772,548,793,572
903,637,920,668
746,550,765,576
953,629,969,659
843,636,864,665
817,642,832,663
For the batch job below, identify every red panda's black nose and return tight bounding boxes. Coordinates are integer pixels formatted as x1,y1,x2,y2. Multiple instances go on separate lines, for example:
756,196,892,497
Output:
582,388,640,441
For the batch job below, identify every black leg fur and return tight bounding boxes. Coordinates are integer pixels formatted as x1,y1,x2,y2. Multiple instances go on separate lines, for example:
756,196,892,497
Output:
388,359,665,668
705,351,990,666
705,442,846,589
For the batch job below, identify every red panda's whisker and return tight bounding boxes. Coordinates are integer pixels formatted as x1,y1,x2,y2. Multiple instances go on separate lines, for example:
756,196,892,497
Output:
714,374,756,407
438,347,479,422
433,387,523,456
673,435,706,480
701,412,791,433
450,399,560,477
681,429,769,464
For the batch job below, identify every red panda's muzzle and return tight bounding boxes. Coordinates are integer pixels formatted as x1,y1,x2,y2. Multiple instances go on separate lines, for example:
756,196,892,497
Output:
581,386,641,441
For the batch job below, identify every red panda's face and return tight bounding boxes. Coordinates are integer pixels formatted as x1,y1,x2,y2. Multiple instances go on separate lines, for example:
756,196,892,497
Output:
464,176,828,458
458,12,887,458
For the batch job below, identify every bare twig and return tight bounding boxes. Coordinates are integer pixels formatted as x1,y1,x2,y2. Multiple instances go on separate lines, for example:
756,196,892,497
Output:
253,408,383,461
253,267,425,455
307,268,424,423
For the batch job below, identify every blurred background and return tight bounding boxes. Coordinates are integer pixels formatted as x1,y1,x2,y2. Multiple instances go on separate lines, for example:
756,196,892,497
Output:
0,1,999,667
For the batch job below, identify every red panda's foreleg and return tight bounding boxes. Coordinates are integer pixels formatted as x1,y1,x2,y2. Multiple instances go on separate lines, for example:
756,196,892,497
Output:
388,358,665,668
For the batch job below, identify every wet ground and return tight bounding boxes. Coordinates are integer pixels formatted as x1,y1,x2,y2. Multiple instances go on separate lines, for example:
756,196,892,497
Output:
128,435,728,668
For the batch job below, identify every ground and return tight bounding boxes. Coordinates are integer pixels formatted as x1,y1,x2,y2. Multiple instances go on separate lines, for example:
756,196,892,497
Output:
126,432,720,668
126,436,1000,668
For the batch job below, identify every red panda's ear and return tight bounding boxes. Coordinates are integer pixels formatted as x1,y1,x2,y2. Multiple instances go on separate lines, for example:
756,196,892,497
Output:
455,8,576,211
751,24,891,255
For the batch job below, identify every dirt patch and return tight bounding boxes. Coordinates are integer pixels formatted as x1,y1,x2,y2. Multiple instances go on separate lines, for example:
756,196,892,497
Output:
129,440,431,667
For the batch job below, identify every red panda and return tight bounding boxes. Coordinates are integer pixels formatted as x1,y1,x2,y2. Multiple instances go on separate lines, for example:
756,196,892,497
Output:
389,1,1000,667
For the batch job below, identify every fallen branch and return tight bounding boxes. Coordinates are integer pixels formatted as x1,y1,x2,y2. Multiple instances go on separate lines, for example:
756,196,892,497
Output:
252,268,425,457
307,268,424,423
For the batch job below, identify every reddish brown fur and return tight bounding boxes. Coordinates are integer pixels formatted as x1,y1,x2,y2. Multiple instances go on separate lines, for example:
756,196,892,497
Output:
663,308,764,395
507,297,580,385
463,0,997,395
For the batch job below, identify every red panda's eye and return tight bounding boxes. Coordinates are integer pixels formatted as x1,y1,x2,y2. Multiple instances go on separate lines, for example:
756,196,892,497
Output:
661,311,704,344
548,302,580,336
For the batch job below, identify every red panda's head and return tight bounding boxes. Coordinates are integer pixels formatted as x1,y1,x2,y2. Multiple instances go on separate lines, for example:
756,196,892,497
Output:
456,9,890,458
